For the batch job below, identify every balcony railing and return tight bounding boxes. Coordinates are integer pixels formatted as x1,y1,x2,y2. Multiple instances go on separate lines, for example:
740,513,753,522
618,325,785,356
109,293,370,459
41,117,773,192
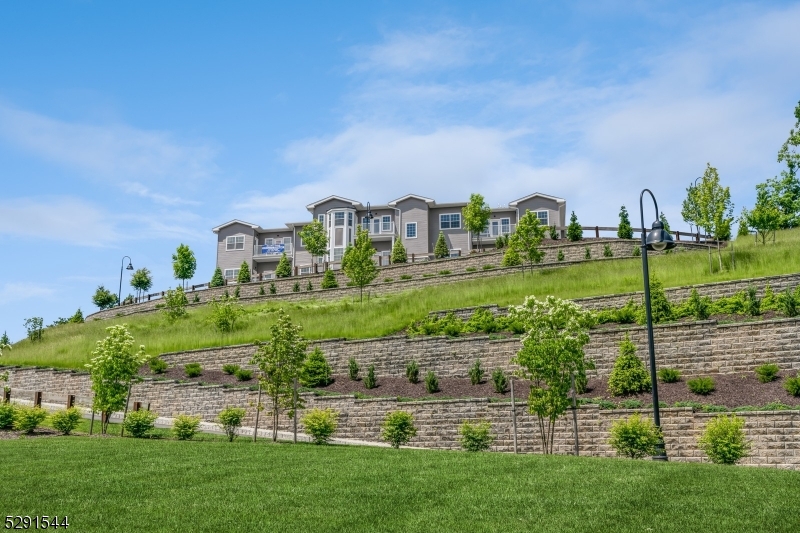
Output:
361,220,395,236
254,243,293,257
479,223,516,238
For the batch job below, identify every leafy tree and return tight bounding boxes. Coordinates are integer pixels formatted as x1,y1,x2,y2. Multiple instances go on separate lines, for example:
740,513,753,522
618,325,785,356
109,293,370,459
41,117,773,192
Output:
509,209,546,274
743,188,782,244
617,206,633,239
23,317,43,342
681,182,702,234
69,309,84,323
210,267,225,287
237,260,251,284
736,210,750,238
510,295,595,454
298,220,328,267
275,253,292,278
172,243,197,289
250,309,308,441
566,211,582,242
659,212,671,232
687,165,733,269
92,285,118,310
162,287,188,320
462,193,492,251
85,325,148,434
434,231,449,259
208,294,244,333
390,238,407,264
321,269,338,289
760,100,800,229
130,268,153,301
342,226,378,303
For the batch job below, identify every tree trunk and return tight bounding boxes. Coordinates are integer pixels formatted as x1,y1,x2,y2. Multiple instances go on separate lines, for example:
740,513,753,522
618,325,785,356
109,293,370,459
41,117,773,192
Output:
717,241,723,271
272,396,279,442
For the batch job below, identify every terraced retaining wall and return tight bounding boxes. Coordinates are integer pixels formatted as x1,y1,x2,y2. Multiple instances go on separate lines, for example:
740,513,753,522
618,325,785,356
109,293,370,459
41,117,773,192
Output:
5,368,798,469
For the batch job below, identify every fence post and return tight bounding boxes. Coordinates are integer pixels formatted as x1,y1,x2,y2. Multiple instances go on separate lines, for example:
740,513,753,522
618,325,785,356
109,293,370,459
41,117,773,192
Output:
120,382,133,437
595,226,599,238
411,253,415,263
34,391,42,407
66,394,75,409
3,388,11,403
133,402,142,412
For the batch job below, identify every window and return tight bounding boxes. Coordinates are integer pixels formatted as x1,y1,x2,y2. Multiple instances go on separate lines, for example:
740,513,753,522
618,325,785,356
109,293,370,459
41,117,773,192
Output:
226,236,245,251
223,268,240,280
348,212,353,226
264,238,273,245
536,211,549,226
362,216,370,230
405,222,417,239
334,212,345,226
317,214,324,225
300,266,313,275
382,216,392,232
284,237,291,245
501,218,511,234
263,272,274,280
449,249,461,258
440,213,461,229
333,247,344,261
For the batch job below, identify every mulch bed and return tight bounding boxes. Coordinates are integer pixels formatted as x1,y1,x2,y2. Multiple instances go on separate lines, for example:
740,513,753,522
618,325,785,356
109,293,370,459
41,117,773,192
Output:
139,365,256,386
317,376,515,400
0,427,63,440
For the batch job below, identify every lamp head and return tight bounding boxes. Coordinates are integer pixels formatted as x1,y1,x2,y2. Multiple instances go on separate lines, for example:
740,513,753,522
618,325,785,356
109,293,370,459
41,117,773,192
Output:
126,262,134,270
645,220,675,251
366,201,374,220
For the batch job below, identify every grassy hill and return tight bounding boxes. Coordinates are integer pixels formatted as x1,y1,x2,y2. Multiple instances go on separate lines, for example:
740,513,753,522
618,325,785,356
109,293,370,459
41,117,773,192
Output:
4,229,800,369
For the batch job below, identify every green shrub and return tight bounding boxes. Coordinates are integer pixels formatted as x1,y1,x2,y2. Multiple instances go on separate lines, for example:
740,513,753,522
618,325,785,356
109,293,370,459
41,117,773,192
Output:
233,286,240,299
557,249,565,261
269,281,277,294
13,405,48,434
172,414,201,440
755,363,780,383
292,282,300,292
482,264,494,270
364,365,376,389
491,369,508,393
422,273,435,278
501,247,523,267
50,407,82,435
348,358,360,381
468,359,484,385
425,371,439,393
193,293,200,303
595,398,617,410
217,407,246,442
406,360,419,384
673,400,704,410
459,420,494,452
607,334,651,396
465,267,477,272
584,247,591,260
302,408,339,444
184,363,202,378
685,288,711,320
222,363,240,375
608,413,662,459
299,347,332,387
785,374,800,396
234,368,253,381
744,286,761,316
633,246,641,257
259,284,265,296
567,211,582,241
688,377,715,395
657,368,681,383
439,270,451,275
549,225,558,240
123,409,157,438
778,287,800,317
615,299,640,324
162,287,188,320
321,269,338,289
698,414,750,465
603,244,613,257
762,401,791,411
0,402,15,429
642,277,672,324
465,308,498,334
208,295,245,333
149,357,168,374
619,399,643,409
400,274,413,280
381,411,417,448
384,278,394,283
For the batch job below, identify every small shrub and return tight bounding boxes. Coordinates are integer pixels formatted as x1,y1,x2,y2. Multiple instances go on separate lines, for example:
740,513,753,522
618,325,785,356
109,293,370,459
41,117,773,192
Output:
400,274,413,280
465,308,499,334
259,284,265,296
491,369,508,393
364,365,377,389
468,359,484,385
184,363,203,378
658,368,681,383
13,405,48,434
466,267,477,272
595,398,617,410
149,357,168,374
685,288,711,320
50,408,82,435
192,293,200,303
608,413,662,459
762,401,791,411
384,278,394,283
162,287,188,320
321,269,338,289
423,273,435,278
0,403,15,429
633,246,641,257
501,247,523,267
744,286,761,316
784,374,800,396
306,280,313,291
778,287,800,317
439,270,451,275
425,371,439,393
549,225,558,240
299,347,332,387
755,363,779,383
269,281,277,294
584,247,591,260
123,409,157,438
292,282,300,292
459,420,494,452
234,368,253,381
234,286,240,299
698,414,749,464
381,411,417,448
406,360,419,384
615,299,640,324
607,334,651,396
603,244,613,257
172,414,201,440
688,377,715,395
208,295,245,333
222,363,240,375
619,399,643,409
348,358,360,381
482,264,494,270
218,407,246,442
557,249,565,262
302,408,339,444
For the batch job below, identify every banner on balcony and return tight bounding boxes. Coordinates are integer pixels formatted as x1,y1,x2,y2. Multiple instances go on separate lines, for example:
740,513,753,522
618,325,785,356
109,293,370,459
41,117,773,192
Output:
261,244,285,255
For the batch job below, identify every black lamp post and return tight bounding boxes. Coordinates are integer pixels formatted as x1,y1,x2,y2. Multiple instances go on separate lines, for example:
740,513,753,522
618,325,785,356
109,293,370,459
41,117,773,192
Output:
639,189,675,461
118,256,133,307
365,202,374,230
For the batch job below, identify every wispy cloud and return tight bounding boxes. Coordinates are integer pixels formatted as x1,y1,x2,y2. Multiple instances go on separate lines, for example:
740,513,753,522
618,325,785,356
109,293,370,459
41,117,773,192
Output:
120,182,202,206
0,197,118,246
0,282,55,305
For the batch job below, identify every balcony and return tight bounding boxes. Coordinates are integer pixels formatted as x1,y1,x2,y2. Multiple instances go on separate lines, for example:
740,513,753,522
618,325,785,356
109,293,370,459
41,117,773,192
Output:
479,223,516,239
361,220,395,239
253,243,293,261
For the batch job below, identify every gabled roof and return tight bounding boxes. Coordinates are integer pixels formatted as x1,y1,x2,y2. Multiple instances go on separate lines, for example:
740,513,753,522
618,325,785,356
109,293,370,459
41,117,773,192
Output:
212,219,260,233
508,192,566,206
305,195,362,210
388,194,435,206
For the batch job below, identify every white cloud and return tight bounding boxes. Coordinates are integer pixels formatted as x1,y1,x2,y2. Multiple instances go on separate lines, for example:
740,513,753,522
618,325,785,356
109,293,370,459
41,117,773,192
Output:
120,182,202,206
0,282,55,305
0,197,118,246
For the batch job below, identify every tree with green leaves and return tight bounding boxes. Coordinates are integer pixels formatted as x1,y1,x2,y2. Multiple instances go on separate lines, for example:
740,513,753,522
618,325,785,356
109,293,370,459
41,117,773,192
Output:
434,231,449,259
92,285,117,310
250,309,308,442
510,295,595,454
321,268,338,289
765,100,800,228
85,325,149,434
172,244,197,289
691,164,733,269
298,220,328,269
617,206,633,239
462,193,492,251
1,331,10,347
742,188,782,244
566,211,582,242
501,246,522,267
210,267,225,287
509,209,546,274
342,226,378,303
275,253,292,278
130,267,153,301
162,287,188,320
390,238,407,264
236,260,251,284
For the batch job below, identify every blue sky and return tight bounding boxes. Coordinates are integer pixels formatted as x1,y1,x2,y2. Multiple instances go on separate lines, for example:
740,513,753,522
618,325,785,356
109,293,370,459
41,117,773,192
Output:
1,1,799,342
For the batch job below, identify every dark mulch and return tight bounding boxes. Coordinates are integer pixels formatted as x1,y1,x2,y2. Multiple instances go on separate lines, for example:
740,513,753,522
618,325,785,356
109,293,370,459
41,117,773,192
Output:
0,427,63,440
317,375,517,400
594,311,786,330
138,364,255,386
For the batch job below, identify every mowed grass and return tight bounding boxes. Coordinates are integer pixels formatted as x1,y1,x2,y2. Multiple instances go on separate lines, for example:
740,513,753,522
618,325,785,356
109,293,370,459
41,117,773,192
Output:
1,437,799,533
5,229,800,369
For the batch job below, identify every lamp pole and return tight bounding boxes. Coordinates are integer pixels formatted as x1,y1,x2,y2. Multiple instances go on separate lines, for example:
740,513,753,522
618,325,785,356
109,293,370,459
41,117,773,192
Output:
639,189,674,461
118,256,133,307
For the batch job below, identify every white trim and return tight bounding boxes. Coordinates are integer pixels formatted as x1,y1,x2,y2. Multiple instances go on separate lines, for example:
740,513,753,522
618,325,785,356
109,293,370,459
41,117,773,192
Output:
388,193,435,206
212,219,259,233
223,268,240,280
305,195,361,210
535,211,549,226
226,235,245,251
439,212,461,230
405,222,418,239
448,249,461,258
508,192,566,206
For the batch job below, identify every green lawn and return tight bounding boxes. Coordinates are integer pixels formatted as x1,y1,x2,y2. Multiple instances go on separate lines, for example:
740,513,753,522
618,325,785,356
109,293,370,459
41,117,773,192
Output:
4,230,800,369
1,437,798,532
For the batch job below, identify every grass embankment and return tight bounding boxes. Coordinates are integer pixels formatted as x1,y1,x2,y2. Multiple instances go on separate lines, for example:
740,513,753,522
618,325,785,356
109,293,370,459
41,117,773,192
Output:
1,438,799,533
5,229,800,369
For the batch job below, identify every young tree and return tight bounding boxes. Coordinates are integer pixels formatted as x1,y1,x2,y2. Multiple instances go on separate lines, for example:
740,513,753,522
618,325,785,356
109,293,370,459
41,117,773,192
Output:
617,206,633,239
210,267,225,287
694,164,734,269
681,183,702,235
162,287,188,320
433,231,449,259
509,209,547,274
236,260,252,284
85,325,148,434
769,100,800,228
566,211,583,242
390,238,407,264
462,193,492,251
321,269,338,289
172,243,197,289
509,295,595,454
0,331,9,347
659,212,671,232
342,226,378,303
743,189,782,244
298,220,328,269
129,268,153,301
92,285,118,310
275,253,292,278
250,309,308,442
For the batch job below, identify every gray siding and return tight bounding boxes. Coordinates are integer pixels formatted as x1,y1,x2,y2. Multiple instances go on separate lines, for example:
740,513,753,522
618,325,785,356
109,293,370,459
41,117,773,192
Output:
516,197,562,228
396,198,430,256
311,199,359,220
216,224,255,274
428,207,469,253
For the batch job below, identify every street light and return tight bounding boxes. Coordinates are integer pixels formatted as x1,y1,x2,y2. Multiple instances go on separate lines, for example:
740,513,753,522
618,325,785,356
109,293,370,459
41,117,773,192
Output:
118,256,133,306
639,189,675,461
